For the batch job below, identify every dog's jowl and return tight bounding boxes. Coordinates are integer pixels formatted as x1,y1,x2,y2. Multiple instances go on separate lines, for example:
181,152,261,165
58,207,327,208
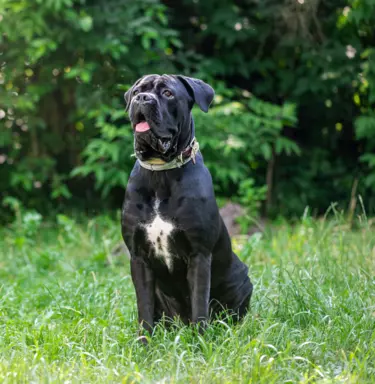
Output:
121,74,253,339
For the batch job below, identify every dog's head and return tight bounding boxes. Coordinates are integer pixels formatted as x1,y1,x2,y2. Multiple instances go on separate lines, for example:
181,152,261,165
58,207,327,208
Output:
124,74,214,161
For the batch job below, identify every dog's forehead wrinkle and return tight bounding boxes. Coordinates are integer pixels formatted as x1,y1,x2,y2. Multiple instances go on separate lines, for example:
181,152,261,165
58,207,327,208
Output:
140,74,159,83
132,75,182,101
136,77,176,94
155,77,176,90
137,75,158,89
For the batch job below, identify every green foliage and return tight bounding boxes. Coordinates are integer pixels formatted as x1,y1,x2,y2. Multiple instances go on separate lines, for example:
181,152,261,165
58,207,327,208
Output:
1,0,375,218
236,179,268,233
70,104,134,197
194,89,299,195
173,0,375,215
0,215,374,381
2,196,43,247
356,112,375,187
0,0,179,210
342,0,375,189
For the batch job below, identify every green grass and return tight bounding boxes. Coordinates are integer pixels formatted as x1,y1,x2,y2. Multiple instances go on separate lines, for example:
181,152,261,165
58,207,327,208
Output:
0,212,374,383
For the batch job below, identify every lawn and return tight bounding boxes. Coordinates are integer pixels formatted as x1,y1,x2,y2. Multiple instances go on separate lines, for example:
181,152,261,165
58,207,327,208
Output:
0,211,374,383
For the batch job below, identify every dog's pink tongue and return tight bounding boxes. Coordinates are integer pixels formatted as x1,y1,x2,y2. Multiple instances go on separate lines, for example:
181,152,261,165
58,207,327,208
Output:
135,121,150,132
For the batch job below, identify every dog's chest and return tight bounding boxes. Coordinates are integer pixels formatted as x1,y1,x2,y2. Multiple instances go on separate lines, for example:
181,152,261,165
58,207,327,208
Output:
143,199,175,269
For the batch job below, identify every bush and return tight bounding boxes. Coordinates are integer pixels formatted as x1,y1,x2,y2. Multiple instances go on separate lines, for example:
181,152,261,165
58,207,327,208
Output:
1,0,375,220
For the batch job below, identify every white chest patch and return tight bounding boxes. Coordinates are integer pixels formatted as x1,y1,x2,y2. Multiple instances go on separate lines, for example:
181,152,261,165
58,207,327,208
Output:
144,200,175,270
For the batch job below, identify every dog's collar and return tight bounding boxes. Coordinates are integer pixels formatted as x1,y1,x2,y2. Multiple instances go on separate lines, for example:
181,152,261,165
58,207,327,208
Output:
135,138,200,171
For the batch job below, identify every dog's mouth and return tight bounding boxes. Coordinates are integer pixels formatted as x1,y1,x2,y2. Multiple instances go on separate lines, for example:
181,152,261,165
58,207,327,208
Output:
133,112,151,133
132,112,173,155
135,134,173,156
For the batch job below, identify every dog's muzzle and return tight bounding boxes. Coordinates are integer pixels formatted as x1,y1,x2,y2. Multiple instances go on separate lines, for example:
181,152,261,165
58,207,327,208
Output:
134,130,173,155
130,99,174,156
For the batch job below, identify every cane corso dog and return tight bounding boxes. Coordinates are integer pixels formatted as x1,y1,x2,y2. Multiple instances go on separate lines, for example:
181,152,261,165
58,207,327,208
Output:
122,74,253,339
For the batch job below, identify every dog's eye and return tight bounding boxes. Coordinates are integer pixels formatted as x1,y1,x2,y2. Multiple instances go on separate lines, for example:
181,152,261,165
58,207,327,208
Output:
163,90,173,98
133,89,139,96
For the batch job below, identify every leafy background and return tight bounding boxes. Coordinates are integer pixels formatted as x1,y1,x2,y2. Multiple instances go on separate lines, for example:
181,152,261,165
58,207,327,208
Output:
1,0,375,221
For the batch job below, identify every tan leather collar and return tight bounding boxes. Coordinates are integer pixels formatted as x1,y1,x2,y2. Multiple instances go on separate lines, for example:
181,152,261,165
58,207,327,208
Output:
136,138,199,171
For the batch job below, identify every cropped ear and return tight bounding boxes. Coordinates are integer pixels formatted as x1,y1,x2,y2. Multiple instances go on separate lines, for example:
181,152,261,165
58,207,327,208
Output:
176,75,215,113
124,77,142,112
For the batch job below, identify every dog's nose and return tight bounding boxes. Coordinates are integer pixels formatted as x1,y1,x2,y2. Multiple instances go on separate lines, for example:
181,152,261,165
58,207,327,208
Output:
135,93,153,103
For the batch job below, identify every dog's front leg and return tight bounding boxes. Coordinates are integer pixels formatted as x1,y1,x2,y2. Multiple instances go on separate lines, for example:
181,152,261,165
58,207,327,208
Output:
130,257,155,343
187,253,212,332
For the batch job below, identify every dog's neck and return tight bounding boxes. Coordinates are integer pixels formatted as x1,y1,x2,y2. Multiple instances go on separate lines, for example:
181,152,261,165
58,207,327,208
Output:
176,116,195,154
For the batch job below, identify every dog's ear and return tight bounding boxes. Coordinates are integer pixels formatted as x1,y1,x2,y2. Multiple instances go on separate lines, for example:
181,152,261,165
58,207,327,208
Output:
124,78,142,112
176,76,215,113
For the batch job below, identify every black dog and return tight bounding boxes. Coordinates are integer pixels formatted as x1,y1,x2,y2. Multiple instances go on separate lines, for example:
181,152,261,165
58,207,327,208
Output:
122,74,253,338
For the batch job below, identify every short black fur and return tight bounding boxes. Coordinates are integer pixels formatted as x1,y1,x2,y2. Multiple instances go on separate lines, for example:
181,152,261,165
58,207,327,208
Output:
122,74,253,340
